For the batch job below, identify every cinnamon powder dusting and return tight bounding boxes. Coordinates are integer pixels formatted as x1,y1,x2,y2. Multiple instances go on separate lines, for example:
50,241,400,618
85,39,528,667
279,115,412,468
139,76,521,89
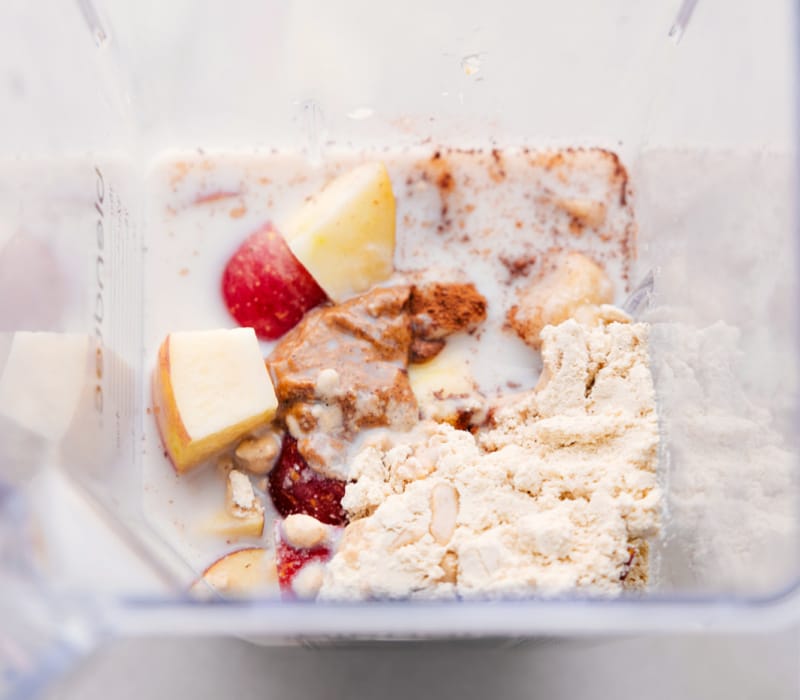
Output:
499,254,537,282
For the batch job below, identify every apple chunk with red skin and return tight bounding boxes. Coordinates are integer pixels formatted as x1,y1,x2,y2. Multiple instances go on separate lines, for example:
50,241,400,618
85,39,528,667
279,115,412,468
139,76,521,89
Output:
222,224,327,340
152,327,278,473
189,547,277,599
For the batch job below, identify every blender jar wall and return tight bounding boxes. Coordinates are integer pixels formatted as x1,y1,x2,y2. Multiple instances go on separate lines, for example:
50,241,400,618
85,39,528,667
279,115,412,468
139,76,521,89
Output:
106,0,800,601
0,0,191,603
630,0,798,596
0,0,796,650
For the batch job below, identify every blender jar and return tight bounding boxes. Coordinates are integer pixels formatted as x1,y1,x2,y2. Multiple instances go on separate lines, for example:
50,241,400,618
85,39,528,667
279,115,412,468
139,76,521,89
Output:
0,0,797,695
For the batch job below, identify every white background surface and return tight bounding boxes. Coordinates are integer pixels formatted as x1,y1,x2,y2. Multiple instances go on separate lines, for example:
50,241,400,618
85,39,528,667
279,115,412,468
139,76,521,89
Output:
44,628,799,699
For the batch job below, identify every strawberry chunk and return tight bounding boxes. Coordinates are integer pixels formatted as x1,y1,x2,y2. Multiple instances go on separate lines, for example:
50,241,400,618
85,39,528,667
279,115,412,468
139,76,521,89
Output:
267,435,347,526
221,223,327,340
274,521,333,594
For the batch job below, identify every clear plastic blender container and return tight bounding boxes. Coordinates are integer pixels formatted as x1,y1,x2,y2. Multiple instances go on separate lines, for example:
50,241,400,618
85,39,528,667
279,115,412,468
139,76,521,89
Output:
0,0,798,695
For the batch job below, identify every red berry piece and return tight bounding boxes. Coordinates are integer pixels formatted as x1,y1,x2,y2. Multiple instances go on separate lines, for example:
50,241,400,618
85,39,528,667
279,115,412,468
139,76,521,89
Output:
273,521,333,594
268,435,347,526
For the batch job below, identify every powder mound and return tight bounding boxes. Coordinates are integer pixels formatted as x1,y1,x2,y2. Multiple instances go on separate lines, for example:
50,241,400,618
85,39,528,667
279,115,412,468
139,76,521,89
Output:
319,319,660,600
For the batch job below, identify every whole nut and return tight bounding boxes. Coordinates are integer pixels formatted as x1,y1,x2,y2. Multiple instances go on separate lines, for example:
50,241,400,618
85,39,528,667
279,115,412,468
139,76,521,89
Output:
429,483,459,545
235,433,281,475
283,513,328,549
508,252,613,350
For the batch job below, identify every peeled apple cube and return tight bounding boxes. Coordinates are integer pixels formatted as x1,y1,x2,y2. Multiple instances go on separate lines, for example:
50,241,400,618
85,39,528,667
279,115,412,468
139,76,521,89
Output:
204,469,266,538
282,162,396,301
408,344,481,426
408,345,476,404
152,328,278,473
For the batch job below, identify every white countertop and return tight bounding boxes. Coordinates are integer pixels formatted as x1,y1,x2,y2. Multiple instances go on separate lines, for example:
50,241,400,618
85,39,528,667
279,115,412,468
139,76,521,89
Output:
44,629,799,700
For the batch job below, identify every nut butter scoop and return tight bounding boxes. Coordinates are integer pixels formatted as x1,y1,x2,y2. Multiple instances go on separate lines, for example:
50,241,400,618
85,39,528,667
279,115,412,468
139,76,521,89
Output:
267,286,418,477
267,282,488,478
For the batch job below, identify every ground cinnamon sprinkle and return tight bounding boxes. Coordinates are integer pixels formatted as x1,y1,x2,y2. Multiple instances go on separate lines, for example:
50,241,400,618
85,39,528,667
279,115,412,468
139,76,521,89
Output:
499,254,537,282
408,282,487,340
409,337,446,363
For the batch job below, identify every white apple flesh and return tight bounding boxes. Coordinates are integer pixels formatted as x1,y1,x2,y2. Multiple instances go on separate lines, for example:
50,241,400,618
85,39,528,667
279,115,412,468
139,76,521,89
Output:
152,327,278,473
283,161,396,302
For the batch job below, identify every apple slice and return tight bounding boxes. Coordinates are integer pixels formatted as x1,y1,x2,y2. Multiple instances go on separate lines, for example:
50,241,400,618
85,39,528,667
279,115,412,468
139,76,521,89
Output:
189,547,278,599
283,162,396,302
152,327,278,473
222,224,327,340
267,435,347,525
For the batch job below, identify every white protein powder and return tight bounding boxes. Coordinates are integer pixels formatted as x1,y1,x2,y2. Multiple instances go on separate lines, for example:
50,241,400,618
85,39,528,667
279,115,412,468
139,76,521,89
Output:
320,319,660,599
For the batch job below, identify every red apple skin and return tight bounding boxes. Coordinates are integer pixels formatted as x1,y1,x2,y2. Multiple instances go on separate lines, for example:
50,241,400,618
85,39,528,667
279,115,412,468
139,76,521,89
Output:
221,223,327,340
